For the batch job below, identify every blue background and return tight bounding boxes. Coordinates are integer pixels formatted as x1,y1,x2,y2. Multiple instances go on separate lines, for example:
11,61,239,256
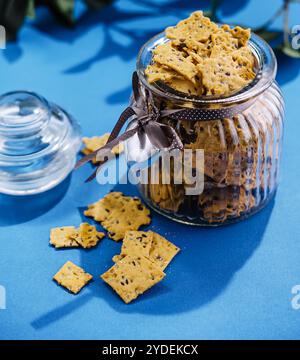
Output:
0,0,300,340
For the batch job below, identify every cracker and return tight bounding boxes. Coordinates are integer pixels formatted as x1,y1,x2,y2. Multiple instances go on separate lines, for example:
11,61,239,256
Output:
172,38,212,58
182,43,212,62
165,77,202,96
84,191,124,222
210,30,239,56
112,230,180,268
101,209,151,242
197,55,255,96
145,63,183,84
84,192,151,241
232,46,255,69
146,51,202,95
222,24,251,47
153,42,198,84
50,226,79,248
159,197,182,212
101,255,165,303
165,11,218,43
71,223,105,249
149,231,180,270
120,231,154,257
53,261,93,294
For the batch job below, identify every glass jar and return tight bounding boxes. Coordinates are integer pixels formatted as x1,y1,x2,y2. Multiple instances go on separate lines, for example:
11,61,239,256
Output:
128,31,284,226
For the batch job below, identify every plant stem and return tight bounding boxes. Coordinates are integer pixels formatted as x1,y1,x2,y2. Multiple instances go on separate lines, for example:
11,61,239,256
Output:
210,0,221,22
283,0,290,45
255,3,285,32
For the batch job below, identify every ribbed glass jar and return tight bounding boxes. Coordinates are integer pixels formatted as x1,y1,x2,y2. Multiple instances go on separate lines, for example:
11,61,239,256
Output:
131,31,284,226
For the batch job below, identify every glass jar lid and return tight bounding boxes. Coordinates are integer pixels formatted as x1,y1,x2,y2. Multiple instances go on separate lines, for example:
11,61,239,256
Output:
0,91,81,195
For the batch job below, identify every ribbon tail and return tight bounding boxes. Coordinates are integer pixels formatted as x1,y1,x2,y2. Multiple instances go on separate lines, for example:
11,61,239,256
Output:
84,159,108,183
132,71,140,103
137,125,146,150
75,126,139,170
107,106,135,143
75,147,111,169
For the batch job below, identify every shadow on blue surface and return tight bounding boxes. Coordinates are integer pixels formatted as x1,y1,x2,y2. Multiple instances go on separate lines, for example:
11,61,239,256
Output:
31,293,94,329
32,5,158,74
30,1,212,74
106,85,132,105
2,42,23,64
88,184,274,315
218,0,250,17
0,174,71,226
275,50,300,86
31,182,274,328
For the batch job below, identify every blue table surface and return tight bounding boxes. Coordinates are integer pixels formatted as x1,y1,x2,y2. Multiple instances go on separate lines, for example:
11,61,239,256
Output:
0,0,300,340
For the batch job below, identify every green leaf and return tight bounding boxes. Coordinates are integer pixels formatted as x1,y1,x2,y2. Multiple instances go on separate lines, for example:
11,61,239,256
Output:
84,0,113,10
47,0,75,26
27,0,35,19
279,43,300,58
54,0,74,19
203,10,212,17
0,0,29,41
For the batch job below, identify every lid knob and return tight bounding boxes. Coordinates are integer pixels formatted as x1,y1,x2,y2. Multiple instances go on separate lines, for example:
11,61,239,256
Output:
0,91,50,135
